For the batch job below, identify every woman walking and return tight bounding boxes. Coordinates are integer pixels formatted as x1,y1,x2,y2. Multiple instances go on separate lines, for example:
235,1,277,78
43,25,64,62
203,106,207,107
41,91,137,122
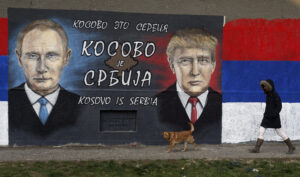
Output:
250,79,295,154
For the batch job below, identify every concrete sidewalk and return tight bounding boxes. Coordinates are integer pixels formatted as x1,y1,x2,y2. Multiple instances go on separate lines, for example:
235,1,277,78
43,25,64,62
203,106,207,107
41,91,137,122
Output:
0,143,299,162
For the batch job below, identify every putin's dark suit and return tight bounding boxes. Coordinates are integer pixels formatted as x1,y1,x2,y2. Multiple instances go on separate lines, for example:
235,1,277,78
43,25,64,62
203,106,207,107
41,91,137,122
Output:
9,83,81,145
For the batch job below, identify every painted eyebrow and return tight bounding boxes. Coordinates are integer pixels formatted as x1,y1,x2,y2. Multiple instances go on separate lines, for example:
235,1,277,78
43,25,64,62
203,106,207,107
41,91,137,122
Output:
46,52,60,56
178,56,193,60
197,56,210,59
24,52,39,56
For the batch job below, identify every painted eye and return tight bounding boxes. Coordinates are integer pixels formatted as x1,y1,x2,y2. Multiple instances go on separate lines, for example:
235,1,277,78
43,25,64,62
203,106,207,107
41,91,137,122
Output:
179,59,192,65
26,53,39,59
46,53,58,59
30,54,37,58
199,58,210,65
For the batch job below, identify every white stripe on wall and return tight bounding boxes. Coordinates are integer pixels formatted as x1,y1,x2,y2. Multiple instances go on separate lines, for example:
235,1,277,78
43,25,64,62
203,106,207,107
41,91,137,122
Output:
0,101,8,146
222,102,300,143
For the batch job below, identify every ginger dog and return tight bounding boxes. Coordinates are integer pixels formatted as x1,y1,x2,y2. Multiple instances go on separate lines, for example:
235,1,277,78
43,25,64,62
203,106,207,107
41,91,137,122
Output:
162,123,197,152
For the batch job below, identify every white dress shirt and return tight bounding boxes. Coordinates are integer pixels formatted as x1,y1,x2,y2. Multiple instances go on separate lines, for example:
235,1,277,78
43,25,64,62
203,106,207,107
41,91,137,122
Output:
176,82,208,121
24,83,60,117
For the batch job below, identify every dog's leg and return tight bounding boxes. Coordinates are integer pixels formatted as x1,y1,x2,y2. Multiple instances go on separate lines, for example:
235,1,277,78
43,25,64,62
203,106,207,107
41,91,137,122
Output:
173,144,179,150
166,142,175,153
192,142,197,150
182,142,187,152
189,136,197,150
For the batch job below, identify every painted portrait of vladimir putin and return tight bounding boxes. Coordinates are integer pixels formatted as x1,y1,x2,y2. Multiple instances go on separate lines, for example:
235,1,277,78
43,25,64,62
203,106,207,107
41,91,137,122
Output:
157,28,222,144
9,19,80,145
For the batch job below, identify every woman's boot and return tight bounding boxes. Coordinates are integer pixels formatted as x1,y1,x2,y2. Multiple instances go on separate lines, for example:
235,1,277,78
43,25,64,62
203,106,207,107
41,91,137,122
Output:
284,138,296,154
249,138,264,153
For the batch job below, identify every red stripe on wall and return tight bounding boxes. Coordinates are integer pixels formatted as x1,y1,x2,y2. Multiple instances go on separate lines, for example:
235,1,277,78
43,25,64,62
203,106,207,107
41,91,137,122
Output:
223,19,300,61
0,18,8,55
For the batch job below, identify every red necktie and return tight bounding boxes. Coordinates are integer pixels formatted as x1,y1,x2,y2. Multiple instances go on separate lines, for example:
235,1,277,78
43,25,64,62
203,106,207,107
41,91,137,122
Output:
189,97,198,124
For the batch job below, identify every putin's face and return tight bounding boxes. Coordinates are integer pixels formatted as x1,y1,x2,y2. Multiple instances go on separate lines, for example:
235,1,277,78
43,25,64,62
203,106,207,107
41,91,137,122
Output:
17,28,71,96
172,48,215,97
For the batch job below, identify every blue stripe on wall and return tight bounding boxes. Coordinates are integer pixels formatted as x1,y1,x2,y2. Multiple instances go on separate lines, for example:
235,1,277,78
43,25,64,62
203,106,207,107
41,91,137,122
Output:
222,61,300,102
0,55,8,101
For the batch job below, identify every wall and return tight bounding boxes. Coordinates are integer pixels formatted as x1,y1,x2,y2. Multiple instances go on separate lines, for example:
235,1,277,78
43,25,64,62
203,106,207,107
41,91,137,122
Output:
1,0,300,20
0,0,300,146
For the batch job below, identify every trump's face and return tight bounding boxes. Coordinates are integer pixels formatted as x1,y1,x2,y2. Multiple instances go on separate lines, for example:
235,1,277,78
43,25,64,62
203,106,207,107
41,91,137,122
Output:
17,28,71,96
172,48,215,97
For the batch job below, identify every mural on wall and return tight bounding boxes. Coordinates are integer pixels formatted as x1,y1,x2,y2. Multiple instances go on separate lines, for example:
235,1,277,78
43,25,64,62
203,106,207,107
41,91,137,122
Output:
7,8,224,145
3,8,298,146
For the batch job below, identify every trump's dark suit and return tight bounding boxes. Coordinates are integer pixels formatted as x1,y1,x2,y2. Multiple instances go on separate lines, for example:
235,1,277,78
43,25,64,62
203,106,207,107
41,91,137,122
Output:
157,83,222,144
9,83,81,145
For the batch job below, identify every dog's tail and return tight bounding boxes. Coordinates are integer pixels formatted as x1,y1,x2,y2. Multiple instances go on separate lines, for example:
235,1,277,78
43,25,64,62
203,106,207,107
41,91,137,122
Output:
189,122,194,133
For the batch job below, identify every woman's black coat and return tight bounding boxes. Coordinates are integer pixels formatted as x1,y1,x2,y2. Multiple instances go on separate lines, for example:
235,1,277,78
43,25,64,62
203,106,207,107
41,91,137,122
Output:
260,79,282,128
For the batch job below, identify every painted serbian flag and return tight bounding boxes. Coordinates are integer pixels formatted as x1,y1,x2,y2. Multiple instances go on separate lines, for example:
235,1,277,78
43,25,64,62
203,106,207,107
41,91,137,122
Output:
222,19,300,143
0,18,8,145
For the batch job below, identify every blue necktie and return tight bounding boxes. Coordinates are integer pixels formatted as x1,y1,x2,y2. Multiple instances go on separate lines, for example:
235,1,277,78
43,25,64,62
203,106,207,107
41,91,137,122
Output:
38,97,49,125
